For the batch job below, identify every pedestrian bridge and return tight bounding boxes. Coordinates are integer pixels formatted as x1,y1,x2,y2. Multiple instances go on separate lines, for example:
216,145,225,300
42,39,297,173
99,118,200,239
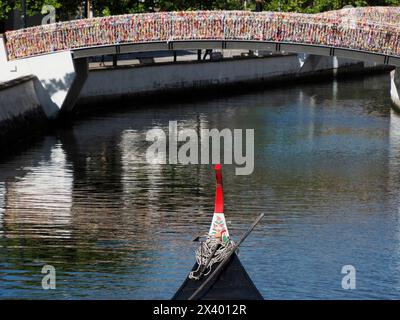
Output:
3,7,400,66
2,6,400,116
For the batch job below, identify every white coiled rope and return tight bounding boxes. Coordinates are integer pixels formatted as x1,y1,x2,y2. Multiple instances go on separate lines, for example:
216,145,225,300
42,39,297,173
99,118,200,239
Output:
189,236,236,280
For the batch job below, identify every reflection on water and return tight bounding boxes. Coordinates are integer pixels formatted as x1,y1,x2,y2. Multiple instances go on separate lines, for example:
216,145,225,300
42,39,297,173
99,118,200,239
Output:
1,74,400,299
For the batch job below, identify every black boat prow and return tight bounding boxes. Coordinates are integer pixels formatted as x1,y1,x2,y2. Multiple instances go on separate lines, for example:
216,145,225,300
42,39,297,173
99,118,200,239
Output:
173,165,264,300
172,253,263,300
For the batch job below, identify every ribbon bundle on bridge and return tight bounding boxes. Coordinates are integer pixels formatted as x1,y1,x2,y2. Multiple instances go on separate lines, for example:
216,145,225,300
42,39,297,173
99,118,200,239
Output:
320,6,400,26
4,8,400,60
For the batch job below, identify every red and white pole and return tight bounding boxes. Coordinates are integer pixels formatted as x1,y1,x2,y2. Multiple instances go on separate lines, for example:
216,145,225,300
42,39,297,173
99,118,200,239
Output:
208,164,230,243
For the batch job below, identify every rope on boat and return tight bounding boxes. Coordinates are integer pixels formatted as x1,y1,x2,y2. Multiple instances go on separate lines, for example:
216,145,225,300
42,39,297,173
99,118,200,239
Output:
189,236,236,280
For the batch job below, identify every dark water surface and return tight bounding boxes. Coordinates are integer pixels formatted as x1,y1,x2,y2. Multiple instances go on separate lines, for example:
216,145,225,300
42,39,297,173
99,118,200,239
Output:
1,74,400,299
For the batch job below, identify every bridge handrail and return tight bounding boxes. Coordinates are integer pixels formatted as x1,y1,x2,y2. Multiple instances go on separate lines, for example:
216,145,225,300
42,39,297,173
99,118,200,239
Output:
4,9,400,60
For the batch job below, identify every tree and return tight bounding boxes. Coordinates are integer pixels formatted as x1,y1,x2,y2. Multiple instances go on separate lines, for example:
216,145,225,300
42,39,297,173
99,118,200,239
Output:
0,0,80,22
91,0,244,15
2,0,400,22
0,0,13,20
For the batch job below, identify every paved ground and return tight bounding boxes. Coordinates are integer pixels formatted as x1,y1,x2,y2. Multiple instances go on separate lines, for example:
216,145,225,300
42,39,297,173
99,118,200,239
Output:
88,50,268,70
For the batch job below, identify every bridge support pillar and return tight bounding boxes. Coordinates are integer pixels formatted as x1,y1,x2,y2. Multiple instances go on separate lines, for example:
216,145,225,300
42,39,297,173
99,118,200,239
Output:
59,58,88,114
390,68,400,112
298,54,340,74
1,36,87,118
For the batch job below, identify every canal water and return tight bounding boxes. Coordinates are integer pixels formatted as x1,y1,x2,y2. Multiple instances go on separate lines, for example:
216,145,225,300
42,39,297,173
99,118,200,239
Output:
1,74,400,299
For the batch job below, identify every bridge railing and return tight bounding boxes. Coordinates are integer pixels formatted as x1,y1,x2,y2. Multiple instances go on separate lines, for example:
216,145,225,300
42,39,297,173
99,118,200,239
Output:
4,9,400,60
320,6,400,26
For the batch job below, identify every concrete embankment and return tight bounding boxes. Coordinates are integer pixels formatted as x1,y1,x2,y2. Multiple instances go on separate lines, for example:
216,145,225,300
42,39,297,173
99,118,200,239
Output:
76,54,391,111
0,76,48,150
